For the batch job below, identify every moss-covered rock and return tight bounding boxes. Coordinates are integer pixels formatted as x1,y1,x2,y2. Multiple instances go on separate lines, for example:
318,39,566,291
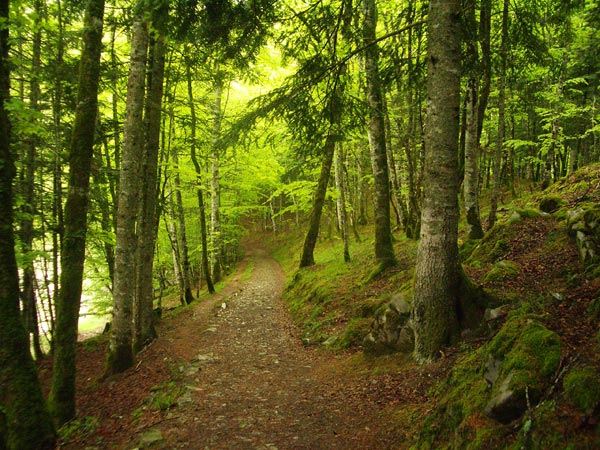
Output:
335,317,372,349
563,366,600,413
510,209,541,224
466,223,513,267
483,260,520,283
539,195,564,213
415,312,561,448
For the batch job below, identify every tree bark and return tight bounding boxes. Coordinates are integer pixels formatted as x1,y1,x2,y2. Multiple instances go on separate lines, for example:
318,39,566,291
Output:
363,0,396,269
49,0,105,426
171,138,195,304
334,145,350,262
210,72,224,282
186,55,215,293
106,4,148,375
0,0,56,445
299,72,344,268
412,0,462,363
464,79,483,240
488,0,508,228
134,4,168,351
19,0,43,360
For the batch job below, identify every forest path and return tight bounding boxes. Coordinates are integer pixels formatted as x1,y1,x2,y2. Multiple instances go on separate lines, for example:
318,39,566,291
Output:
126,244,399,449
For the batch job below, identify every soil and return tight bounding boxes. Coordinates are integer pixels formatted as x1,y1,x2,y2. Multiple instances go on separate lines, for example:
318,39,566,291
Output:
48,243,439,449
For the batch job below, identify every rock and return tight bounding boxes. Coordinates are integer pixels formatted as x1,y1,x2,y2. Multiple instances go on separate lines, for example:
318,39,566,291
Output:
193,353,216,364
322,335,338,347
566,205,600,269
136,429,165,448
484,317,561,424
363,294,414,355
484,372,526,424
484,355,502,387
484,305,510,322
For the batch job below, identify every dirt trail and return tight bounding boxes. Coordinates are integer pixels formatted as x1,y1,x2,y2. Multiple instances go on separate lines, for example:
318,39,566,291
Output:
126,245,398,449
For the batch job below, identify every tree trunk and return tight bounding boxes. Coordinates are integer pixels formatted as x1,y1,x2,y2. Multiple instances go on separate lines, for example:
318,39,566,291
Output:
19,0,43,360
463,1,484,240
49,0,105,426
165,214,185,304
0,0,56,445
488,0,508,229
412,0,462,363
106,5,148,376
134,5,167,351
299,70,345,268
210,73,224,282
334,145,350,262
171,140,195,304
363,0,396,269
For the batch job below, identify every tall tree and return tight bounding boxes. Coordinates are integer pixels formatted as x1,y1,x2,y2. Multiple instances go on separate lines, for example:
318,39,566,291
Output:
134,1,168,350
0,0,56,446
363,0,396,269
463,0,485,240
334,145,350,262
49,0,106,426
488,0,509,228
412,0,462,363
299,72,345,268
186,52,215,293
106,2,149,375
210,68,224,281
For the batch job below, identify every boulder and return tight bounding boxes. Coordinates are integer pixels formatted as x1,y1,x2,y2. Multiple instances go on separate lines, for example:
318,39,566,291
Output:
483,317,561,424
484,372,527,424
363,294,414,355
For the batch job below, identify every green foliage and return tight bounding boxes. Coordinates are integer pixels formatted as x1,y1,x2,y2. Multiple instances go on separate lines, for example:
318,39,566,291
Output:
58,416,99,444
148,381,184,411
563,366,600,412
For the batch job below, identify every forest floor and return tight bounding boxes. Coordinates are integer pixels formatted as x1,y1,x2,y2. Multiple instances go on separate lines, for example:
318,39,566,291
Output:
43,242,447,449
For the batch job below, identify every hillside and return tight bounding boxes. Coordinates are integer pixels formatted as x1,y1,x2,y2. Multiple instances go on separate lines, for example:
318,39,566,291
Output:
273,163,600,448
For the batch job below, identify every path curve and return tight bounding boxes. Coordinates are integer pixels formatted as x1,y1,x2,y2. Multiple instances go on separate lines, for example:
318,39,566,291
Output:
129,246,397,449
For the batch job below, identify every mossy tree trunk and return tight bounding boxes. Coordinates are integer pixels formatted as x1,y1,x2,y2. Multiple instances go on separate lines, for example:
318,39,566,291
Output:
134,3,168,351
363,0,396,269
106,3,148,375
412,0,462,363
49,0,105,426
0,0,56,446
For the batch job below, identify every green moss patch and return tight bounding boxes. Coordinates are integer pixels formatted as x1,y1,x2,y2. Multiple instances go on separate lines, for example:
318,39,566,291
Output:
466,223,514,267
415,312,561,448
563,366,600,413
483,260,520,283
